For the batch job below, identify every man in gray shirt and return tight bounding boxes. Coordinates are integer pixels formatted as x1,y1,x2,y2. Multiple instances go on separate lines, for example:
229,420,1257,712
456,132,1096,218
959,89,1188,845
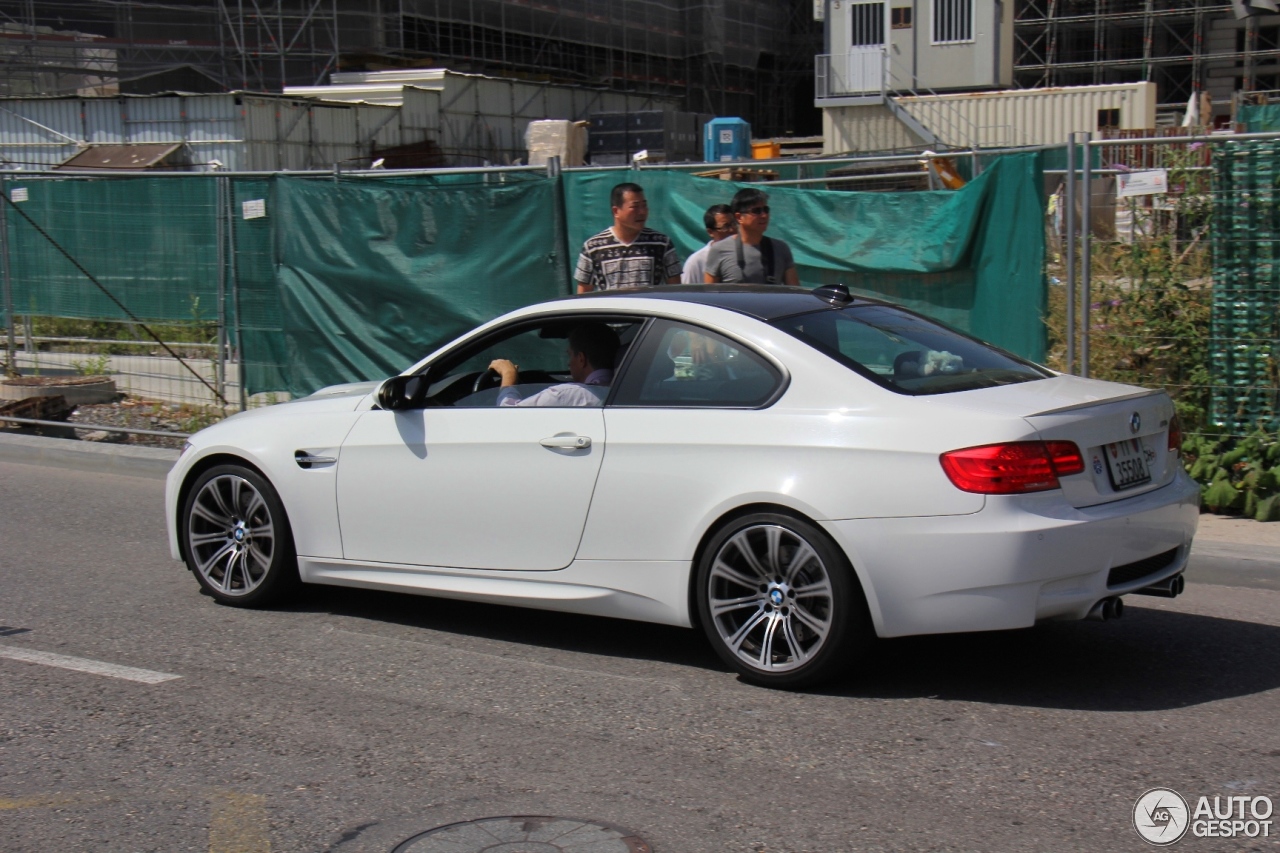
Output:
704,187,800,286
681,203,734,284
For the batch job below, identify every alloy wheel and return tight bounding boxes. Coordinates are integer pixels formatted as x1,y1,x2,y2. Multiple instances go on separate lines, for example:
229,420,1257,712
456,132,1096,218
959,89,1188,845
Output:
706,523,835,674
186,473,277,597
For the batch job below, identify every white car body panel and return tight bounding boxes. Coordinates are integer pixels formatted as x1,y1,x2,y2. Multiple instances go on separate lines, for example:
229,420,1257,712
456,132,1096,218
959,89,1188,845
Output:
336,406,605,570
299,557,692,626
826,473,1199,637
166,395,368,561
165,290,1201,643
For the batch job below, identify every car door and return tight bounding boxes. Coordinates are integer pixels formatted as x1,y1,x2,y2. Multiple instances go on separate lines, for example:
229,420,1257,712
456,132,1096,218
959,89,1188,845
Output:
576,318,786,562
335,315,638,572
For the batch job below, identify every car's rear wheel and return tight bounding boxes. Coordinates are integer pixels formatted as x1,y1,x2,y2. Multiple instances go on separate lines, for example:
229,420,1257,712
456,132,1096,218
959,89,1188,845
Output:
696,512,868,689
181,464,298,607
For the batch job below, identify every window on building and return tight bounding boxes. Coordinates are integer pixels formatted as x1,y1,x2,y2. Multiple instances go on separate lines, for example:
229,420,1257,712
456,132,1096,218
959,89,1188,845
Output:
1097,108,1121,130
932,0,974,44
892,7,913,29
851,1,886,47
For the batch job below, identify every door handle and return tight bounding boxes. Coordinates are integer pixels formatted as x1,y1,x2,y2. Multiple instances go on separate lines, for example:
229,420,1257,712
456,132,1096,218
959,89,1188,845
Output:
295,450,337,469
539,434,591,449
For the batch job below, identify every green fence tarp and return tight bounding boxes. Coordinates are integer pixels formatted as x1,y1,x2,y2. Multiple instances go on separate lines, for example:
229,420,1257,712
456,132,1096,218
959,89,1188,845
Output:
271,175,568,394
5,176,220,322
1238,103,1280,133
4,153,1045,399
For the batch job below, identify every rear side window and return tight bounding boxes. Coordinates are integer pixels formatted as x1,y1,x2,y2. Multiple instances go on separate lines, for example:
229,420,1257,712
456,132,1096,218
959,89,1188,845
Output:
612,319,782,408
771,304,1049,395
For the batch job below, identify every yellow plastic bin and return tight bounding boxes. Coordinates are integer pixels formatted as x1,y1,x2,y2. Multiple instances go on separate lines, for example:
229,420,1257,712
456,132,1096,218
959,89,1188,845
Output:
751,141,781,160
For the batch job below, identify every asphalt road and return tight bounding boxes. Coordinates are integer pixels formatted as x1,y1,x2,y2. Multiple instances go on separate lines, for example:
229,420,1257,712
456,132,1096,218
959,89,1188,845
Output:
1,458,1278,853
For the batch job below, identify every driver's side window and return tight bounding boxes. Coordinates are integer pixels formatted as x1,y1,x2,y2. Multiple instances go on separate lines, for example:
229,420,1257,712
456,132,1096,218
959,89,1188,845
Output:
421,316,643,408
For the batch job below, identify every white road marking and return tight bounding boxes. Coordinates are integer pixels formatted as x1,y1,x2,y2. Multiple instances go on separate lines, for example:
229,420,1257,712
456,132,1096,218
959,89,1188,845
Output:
0,645,181,684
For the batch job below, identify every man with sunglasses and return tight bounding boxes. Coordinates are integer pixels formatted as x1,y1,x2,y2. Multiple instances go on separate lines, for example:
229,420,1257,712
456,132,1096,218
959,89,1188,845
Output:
680,203,735,284
703,187,799,286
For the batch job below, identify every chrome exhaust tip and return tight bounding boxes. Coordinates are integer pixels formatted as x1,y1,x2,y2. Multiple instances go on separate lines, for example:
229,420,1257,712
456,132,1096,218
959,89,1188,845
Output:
1087,596,1123,621
1132,573,1185,598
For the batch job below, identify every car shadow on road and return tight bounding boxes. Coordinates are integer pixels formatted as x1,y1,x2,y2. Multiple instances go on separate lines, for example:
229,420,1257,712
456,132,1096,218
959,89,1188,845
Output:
288,588,1280,711
287,585,726,672
829,603,1280,711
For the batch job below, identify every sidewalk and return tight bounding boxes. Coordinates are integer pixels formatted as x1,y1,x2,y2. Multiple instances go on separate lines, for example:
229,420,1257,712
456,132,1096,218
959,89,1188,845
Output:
1,430,1278,588
1189,512,1280,591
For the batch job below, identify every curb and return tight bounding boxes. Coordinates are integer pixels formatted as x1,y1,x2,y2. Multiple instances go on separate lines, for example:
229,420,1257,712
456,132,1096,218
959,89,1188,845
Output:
0,432,179,480
1187,539,1280,591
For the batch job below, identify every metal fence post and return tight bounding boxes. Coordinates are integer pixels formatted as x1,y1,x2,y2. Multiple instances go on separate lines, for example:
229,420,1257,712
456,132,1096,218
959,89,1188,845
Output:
1065,132,1077,375
225,180,247,412
1080,131,1093,379
0,174,15,373
213,173,226,405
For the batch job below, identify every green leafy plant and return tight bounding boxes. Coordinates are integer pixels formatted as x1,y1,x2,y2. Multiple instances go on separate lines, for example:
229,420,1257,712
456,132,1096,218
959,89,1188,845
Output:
69,354,112,376
1182,429,1280,521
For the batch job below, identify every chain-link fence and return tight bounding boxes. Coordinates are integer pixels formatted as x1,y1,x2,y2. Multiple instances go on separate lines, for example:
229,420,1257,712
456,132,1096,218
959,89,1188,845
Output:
1051,130,1280,441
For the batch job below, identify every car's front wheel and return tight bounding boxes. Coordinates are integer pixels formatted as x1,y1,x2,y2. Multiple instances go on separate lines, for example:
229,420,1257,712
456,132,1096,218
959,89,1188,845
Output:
181,464,298,607
696,512,869,689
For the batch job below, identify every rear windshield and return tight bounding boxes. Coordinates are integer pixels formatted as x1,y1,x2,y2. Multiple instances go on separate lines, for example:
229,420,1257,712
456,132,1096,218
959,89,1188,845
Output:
770,303,1050,395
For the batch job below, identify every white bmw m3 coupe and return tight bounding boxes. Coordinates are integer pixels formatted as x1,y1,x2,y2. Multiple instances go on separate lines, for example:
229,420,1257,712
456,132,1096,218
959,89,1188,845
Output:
165,284,1200,688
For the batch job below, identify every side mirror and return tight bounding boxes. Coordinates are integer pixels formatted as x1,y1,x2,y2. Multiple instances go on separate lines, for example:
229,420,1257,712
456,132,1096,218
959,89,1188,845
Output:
376,374,430,410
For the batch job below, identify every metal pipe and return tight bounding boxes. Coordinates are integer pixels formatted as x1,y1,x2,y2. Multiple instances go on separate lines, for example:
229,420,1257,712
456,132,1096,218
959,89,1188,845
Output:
769,171,947,187
0,415,190,439
1131,574,1185,598
215,173,227,403
1065,132,1077,375
1081,130,1093,379
10,164,548,179
20,337,216,349
1087,129,1280,146
0,174,14,373
226,181,246,412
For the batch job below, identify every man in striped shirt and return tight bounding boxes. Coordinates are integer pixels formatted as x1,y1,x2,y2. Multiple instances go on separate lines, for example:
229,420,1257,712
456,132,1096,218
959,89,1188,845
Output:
574,182,681,293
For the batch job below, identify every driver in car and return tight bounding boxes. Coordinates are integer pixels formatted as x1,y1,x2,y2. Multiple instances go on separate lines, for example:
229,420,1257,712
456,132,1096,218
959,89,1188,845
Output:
488,322,620,407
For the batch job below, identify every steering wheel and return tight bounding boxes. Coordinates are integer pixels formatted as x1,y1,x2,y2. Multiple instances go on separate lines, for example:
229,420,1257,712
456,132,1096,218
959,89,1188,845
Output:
473,367,503,394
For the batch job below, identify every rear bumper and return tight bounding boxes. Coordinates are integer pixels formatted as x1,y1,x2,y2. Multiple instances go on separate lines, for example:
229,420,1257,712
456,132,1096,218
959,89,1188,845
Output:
823,470,1201,638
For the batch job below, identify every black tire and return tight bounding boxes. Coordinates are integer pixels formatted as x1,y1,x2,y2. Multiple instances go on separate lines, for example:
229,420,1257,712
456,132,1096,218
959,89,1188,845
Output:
180,464,299,607
695,512,869,689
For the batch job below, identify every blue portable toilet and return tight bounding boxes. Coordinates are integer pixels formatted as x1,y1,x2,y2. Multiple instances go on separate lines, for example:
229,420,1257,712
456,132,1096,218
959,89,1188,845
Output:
704,117,751,163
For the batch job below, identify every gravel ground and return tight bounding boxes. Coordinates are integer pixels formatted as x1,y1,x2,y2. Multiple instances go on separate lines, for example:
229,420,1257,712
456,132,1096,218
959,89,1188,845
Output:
0,396,227,449
70,397,225,448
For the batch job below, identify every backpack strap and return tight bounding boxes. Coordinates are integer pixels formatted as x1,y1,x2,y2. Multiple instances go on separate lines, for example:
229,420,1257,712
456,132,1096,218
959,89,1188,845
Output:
735,236,777,283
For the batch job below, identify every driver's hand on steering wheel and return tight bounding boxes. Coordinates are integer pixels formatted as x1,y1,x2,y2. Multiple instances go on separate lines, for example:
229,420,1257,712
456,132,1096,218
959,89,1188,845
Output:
488,358,519,387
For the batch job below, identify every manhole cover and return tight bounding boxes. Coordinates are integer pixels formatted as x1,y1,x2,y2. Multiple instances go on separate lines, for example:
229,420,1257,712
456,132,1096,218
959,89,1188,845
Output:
391,816,651,853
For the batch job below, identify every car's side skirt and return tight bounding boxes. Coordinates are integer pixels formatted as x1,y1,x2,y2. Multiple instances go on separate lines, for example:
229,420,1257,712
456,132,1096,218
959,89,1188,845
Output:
297,557,694,628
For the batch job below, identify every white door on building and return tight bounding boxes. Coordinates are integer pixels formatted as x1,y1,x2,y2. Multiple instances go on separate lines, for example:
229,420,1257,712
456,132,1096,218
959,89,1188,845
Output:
842,0,886,95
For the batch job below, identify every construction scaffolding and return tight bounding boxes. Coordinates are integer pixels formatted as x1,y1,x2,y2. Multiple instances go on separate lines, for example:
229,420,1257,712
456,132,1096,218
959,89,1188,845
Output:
0,0,822,138
1014,1,1280,116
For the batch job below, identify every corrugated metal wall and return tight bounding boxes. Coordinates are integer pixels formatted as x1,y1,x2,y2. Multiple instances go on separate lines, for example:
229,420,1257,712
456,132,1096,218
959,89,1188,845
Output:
823,104,923,154
897,83,1158,148
0,73,678,171
291,70,679,165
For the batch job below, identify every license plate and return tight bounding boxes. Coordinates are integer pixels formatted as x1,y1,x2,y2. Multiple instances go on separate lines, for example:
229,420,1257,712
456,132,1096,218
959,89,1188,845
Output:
1105,437,1152,490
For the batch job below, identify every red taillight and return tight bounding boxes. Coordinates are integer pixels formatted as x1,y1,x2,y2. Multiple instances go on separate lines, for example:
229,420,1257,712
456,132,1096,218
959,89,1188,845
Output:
940,440,1084,494
1167,414,1182,457
1045,440,1085,477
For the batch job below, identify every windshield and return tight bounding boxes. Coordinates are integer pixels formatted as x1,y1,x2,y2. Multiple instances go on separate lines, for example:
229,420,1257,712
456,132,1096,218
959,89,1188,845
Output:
771,303,1050,395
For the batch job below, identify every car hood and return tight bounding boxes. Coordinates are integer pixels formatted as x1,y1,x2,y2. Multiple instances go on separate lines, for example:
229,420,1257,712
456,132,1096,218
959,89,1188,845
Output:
194,380,378,433
302,380,383,402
